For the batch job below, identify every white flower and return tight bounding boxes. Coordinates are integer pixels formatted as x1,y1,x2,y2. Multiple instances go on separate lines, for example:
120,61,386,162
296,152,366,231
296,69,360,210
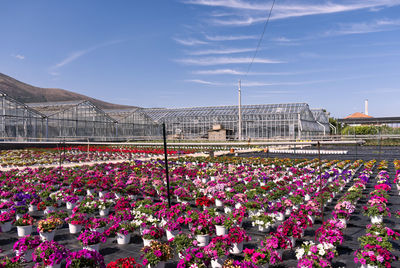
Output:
295,248,305,259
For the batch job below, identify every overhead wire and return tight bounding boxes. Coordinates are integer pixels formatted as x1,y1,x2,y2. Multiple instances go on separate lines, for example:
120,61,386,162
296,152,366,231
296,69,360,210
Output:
244,0,277,79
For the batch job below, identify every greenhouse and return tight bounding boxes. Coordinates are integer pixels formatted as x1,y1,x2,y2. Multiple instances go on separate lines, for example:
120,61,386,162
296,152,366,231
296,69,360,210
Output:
105,108,162,140
311,109,331,135
142,103,326,140
0,91,46,140
28,101,117,141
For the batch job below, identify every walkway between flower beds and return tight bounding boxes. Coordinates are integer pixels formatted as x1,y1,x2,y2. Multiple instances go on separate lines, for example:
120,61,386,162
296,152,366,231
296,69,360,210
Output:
0,149,260,172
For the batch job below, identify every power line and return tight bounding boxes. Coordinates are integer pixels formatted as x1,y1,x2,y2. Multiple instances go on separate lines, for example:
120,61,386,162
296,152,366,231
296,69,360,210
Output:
245,0,276,78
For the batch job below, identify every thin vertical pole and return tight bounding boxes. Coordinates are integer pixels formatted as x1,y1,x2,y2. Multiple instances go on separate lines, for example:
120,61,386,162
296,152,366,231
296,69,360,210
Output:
238,80,242,141
318,141,324,223
162,123,171,208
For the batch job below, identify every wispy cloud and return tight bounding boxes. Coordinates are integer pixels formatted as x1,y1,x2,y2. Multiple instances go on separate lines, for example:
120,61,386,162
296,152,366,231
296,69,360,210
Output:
325,18,400,36
192,69,317,75
184,1,400,26
12,54,25,60
189,47,255,55
204,34,258,41
174,38,208,46
177,56,284,65
271,37,293,42
185,79,224,85
184,78,333,87
51,40,123,72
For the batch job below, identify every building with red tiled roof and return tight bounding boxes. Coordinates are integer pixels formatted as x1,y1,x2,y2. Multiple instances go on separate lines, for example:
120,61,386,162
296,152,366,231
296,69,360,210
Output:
344,112,373,119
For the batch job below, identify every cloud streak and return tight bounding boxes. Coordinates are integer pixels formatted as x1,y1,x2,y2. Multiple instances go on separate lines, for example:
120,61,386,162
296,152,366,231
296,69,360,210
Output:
174,38,208,46
183,0,400,26
177,56,284,65
325,18,400,36
204,34,258,41
188,47,255,55
51,40,123,72
13,54,25,60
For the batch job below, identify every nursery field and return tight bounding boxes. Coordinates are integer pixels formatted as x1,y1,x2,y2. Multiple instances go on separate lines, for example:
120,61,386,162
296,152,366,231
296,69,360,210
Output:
1,154,400,268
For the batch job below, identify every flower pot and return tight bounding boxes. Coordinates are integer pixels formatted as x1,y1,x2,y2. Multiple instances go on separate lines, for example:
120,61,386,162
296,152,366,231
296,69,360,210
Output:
338,218,347,227
304,194,311,201
45,263,61,268
99,208,109,216
258,225,269,232
66,202,76,210
370,216,383,224
69,223,82,234
147,261,165,268
215,225,227,236
211,257,227,268
275,212,284,221
229,241,244,254
196,234,210,246
143,238,155,247
17,225,32,237
87,189,95,196
39,230,55,241
166,229,178,240
235,203,242,209
360,265,378,268
224,206,233,214
0,221,12,232
117,233,131,244
84,243,100,252
99,191,108,198
308,215,315,224
288,237,296,248
44,206,55,215
16,248,33,262
28,204,37,212
16,213,23,220
94,227,105,233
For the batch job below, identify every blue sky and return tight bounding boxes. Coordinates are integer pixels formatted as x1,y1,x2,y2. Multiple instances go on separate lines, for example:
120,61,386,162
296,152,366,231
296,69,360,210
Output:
1,0,400,118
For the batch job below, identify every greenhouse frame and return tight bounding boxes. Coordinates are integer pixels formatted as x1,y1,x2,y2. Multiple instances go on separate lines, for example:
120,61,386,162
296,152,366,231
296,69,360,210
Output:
0,89,330,141
0,92,46,140
142,103,327,140
105,108,162,140
27,101,117,140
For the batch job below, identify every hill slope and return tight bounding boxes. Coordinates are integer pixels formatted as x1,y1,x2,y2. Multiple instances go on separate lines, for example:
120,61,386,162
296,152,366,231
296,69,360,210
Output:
0,73,135,109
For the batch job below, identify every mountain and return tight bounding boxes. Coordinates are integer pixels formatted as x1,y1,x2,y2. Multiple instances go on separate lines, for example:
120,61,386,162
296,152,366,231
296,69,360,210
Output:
0,73,135,109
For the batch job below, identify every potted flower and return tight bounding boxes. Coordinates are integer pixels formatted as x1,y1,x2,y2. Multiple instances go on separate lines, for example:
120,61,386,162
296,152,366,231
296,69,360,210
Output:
0,256,24,268
211,215,227,236
142,226,165,246
141,241,172,268
115,222,135,245
191,219,213,247
177,247,210,268
13,235,41,262
295,241,336,265
164,220,182,240
86,217,108,233
96,198,114,216
77,230,107,252
106,257,142,268
64,195,79,210
204,235,232,268
37,217,63,241
15,213,35,237
65,212,87,234
33,241,69,268
244,247,282,267
227,227,250,254
171,234,195,257
363,197,390,224
0,210,15,232
65,249,105,268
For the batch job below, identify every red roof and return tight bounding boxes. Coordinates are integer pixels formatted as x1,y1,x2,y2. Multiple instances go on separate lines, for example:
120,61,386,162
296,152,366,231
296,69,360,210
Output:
344,112,373,119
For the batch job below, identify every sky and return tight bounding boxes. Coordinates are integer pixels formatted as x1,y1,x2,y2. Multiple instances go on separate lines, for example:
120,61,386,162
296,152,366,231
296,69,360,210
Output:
1,0,400,118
